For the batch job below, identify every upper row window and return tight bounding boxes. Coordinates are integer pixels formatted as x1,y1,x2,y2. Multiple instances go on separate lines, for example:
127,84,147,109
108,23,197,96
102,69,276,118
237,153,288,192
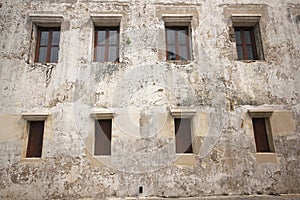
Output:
35,27,60,63
33,17,264,63
165,26,191,61
231,14,264,61
94,27,119,62
34,24,192,63
234,27,258,60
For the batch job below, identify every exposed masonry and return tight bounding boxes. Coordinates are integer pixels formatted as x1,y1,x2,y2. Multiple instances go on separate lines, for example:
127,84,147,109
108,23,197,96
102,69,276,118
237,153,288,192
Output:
0,0,299,199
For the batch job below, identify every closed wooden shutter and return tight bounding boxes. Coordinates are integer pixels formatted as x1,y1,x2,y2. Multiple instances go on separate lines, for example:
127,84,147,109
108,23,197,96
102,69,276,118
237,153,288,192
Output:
175,118,193,153
252,118,271,152
95,119,112,155
26,121,45,158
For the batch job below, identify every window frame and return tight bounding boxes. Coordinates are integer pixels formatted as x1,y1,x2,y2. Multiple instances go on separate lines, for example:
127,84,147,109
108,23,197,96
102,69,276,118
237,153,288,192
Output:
91,111,114,157
230,14,264,61
21,113,49,159
234,26,258,60
174,117,193,154
28,14,63,64
35,27,61,63
248,110,275,153
165,26,192,61
94,27,120,63
94,119,112,156
26,120,45,158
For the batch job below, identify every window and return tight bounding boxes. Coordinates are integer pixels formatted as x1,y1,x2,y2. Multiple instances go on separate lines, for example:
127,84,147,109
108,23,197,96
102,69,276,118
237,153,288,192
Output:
95,119,112,155
35,27,60,63
94,27,119,62
234,27,258,60
248,110,275,153
160,14,195,62
165,27,191,61
231,14,264,60
22,113,48,158
91,14,122,62
174,118,193,153
252,118,274,152
26,121,45,158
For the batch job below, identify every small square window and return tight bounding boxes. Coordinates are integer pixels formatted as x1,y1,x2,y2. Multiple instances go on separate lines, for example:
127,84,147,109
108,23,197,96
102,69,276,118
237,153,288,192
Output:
35,27,60,63
174,118,193,153
165,26,191,61
94,27,119,62
26,121,45,158
252,118,274,153
94,119,112,155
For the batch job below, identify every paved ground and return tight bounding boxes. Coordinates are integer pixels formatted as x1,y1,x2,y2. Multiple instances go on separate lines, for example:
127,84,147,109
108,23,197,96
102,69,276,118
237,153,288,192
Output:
101,195,300,200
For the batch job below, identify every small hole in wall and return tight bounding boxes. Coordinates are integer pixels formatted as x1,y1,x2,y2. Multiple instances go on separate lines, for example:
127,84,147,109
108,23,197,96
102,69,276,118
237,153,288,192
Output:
139,186,143,194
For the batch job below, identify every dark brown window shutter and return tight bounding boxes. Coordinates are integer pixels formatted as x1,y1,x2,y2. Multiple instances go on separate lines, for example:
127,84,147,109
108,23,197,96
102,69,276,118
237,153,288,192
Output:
252,118,271,152
95,119,112,155
175,118,193,153
26,121,45,158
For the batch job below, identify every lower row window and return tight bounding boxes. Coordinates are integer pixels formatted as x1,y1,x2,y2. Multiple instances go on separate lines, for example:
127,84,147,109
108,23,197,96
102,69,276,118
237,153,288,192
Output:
252,117,275,153
174,118,193,153
26,121,45,158
93,118,193,156
94,119,112,155
23,116,275,158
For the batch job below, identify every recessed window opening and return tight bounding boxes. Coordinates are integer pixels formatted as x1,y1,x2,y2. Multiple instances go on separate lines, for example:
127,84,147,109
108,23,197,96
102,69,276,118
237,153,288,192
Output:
231,14,264,60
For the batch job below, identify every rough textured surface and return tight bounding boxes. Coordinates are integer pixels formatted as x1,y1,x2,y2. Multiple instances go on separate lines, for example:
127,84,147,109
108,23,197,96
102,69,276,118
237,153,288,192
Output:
108,195,300,199
0,0,299,199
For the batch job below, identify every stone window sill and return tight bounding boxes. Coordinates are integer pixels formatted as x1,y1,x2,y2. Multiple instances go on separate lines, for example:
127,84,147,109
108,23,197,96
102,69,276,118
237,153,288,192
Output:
235,59,266,63
255,152,277,163
174,154,196,166
166,60,191,65
20,157,43,163
92,155,112,167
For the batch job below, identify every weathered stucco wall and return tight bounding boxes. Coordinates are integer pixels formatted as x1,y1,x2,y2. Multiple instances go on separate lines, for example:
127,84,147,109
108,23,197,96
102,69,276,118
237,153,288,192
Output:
0,0,299,199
